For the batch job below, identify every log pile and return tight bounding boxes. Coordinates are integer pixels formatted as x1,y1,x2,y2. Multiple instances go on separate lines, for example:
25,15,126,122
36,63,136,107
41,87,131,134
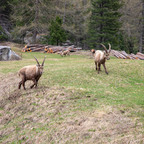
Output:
22,44,45,52
22,44,82,53
136,52,144,60
22,45,144,60
111,50,144,60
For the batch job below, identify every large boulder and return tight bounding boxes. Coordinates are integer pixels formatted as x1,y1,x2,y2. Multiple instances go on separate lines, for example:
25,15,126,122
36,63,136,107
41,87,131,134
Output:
0,46,21,61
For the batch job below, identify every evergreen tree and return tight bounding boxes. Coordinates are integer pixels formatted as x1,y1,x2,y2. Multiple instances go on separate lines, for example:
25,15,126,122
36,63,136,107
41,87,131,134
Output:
88,0,122,49
51,0,90,47
49,16,67,45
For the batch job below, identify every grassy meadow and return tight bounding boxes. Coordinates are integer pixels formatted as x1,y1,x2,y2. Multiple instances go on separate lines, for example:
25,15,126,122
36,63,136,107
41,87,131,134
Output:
0,46,144,143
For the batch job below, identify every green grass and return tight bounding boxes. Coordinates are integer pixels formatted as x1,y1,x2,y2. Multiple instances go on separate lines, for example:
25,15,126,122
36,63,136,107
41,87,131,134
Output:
0,51,144,143
0,52,144,111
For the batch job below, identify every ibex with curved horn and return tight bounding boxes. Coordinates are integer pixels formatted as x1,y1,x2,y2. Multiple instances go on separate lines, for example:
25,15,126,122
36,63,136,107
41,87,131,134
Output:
92,43,111,74
18,56,46,90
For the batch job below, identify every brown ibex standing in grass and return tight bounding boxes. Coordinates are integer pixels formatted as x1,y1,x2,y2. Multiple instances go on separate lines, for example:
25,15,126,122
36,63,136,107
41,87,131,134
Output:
18,56,46,90
92,43,111,74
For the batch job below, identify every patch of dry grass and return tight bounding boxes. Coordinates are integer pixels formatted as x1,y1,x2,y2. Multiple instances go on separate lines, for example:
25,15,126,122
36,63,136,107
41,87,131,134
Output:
0,69,143,143
57,107,144,144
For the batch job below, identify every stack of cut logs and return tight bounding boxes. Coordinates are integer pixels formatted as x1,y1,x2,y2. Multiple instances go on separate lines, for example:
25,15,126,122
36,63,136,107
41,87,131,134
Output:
22,44,82,53
22,44,144,60
111,50,144,60
22,44,45,52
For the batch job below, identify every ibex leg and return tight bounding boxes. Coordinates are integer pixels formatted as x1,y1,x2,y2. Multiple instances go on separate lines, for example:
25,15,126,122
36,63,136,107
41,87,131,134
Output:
22,78,26,90
95,62,97,71
18,81,22,89
103,63,108,74
98,63,101,74
30,79,36,89
35,78,40,88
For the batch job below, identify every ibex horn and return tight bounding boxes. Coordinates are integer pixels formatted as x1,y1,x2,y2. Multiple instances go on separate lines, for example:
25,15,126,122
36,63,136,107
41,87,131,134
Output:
42,56,46,66
34,56,40,66
100,43,108,53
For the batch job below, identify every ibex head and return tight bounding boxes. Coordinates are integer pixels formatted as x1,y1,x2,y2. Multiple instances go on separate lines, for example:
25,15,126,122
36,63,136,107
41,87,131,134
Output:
91,49,95,54
34,56,46,75
100,43,111,60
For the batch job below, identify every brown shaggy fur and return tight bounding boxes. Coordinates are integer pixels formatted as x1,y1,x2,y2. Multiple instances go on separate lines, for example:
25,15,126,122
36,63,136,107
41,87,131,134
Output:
60,50,70,56
18,57,45,90
93,44,111,74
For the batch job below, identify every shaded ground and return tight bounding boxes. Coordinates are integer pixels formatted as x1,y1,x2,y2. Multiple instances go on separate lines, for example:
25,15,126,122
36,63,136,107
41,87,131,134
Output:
0,74,143,144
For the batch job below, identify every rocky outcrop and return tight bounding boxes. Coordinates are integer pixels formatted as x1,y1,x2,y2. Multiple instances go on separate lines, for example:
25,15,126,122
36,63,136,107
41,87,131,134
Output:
24,31,44,44
0,46,21,61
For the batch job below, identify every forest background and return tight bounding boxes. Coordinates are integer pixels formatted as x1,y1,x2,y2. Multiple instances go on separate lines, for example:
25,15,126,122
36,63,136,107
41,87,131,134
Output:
0,0,144,53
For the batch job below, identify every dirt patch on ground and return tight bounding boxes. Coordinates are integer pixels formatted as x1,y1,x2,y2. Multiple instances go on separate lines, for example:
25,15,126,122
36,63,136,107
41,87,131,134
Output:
0,73,19,100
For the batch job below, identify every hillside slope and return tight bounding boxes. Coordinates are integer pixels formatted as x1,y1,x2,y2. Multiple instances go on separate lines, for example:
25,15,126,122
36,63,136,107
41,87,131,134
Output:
0,44,144,143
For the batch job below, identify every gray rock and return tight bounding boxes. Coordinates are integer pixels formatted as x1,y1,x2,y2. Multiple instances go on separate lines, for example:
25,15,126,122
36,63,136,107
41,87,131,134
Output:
24,31,33,44
24,31,43,44
0,46,21,61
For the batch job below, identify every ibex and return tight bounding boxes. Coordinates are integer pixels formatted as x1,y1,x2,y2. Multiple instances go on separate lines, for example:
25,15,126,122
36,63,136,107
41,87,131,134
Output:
93,43,111,74
18,56,46,90
60,49,70,57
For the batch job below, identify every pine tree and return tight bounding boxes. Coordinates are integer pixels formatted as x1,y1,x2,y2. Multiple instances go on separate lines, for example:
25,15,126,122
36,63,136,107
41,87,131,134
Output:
49,16,67,45
88,0,122,49
51,0,90,47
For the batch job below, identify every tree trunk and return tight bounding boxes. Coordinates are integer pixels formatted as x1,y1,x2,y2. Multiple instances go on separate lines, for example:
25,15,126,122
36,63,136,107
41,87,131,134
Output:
33,0,39,43
32,30,38,43
57,39,59,46
141,0,144,53
63,0,66,24
139,31,142,52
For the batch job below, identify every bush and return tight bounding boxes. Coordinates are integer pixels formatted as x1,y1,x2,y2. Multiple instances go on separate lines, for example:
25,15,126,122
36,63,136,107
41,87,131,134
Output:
117,32,137,54
49,16,67,45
